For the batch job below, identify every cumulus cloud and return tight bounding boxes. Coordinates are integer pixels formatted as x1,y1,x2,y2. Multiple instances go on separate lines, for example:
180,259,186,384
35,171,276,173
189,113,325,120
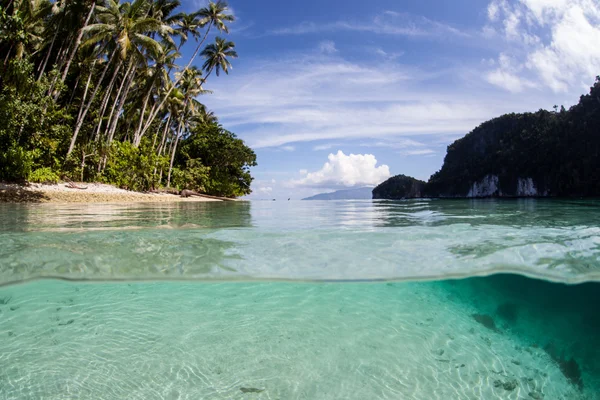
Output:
485,0,600,93
258,186,273,194
291,151,390,188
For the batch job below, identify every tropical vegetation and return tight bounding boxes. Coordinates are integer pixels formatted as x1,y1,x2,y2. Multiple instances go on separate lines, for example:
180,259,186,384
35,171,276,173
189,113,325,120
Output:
0,0,256,197
374,77,600,199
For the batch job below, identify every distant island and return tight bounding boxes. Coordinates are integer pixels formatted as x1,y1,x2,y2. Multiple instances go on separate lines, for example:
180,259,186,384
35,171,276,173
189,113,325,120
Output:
303,187,373,200
374,77,600,199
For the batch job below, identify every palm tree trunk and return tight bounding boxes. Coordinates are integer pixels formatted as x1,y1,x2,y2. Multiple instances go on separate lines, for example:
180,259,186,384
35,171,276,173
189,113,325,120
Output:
76,61,96,122
95,59,127,142
133,83,154,146
60,1,96,85
138,22,214,140
157,114,171,155
38,20,62,81
106,62,136,145
67,50,117,157
166,117,184,187
67,73,82,106
3,44,14,66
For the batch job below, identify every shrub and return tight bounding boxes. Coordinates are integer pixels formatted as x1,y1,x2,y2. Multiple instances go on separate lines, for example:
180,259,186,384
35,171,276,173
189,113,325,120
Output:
28,167,60,184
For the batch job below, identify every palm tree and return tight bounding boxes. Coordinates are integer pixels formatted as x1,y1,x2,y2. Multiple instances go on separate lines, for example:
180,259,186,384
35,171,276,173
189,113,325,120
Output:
200,36,237,83
58,0,97,86
67,0,172,156
4,0,50,62
166,66,207,186
132,43,180,146
137,0,234,142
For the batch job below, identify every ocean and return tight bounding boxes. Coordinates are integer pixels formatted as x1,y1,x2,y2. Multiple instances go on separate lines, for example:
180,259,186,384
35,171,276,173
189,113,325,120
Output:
0,200,598,399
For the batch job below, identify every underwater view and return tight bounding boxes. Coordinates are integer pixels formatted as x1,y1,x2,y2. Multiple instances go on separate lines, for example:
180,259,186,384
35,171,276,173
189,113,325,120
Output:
0,200,599,399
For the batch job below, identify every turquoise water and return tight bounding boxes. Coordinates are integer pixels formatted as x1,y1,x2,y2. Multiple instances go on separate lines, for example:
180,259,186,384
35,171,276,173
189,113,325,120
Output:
0,200,599,399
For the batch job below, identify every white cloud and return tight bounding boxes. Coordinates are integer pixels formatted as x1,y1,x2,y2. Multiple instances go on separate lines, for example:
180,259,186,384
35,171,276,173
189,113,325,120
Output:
290,151,390,188
258,186,273,194
485,0,600,93
280,145,295,151
313,143,337,151
374,47,404,60
269,11,469,38
318,40,338,54
400,149,436,156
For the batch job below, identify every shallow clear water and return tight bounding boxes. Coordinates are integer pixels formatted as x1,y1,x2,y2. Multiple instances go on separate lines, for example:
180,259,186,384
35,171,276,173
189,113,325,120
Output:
0,200,599,399
1,199,600,284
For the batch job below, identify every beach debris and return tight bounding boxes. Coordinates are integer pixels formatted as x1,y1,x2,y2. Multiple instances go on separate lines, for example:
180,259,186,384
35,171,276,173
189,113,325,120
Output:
496,303,519,322
472,314,501,333
0,296,11,305
240,387,264,393
58,319,75,326
528,391,543,399
64,178,88,190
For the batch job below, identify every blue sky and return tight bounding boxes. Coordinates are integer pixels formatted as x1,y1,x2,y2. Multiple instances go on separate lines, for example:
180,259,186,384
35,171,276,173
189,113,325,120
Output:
182,0,600,199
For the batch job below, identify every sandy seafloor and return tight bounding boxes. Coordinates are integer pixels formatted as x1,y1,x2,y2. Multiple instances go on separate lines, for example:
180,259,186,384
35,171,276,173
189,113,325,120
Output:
0,277,597,400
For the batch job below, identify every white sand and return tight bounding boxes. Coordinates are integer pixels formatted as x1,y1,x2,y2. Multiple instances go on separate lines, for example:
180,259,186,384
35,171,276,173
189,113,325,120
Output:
0,182,222,203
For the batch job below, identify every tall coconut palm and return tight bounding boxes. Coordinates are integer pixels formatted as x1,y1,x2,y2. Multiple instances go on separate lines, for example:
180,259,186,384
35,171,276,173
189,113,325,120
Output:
67,0,172,156
138,0,233,142
133,43,180,146
166,66,207,186
200,36,236,83
58,0,97,86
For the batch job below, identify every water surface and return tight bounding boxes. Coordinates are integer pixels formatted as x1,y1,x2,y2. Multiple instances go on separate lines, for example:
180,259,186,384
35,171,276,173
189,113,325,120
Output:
0,200,599,399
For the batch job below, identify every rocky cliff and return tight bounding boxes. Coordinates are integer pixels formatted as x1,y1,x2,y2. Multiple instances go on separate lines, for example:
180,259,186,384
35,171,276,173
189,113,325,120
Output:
374,77,600,199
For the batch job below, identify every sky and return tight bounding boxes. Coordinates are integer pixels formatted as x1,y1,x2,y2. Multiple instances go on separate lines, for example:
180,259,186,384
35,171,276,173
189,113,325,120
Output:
182,0,600,199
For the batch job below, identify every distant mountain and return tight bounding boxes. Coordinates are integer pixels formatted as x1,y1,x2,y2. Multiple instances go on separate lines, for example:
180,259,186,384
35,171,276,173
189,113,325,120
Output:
302,187,373,200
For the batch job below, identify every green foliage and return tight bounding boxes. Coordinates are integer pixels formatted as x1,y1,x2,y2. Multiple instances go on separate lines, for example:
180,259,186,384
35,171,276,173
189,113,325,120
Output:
0,60,70,180
0,1,254,197
170,158,210,191
372,175,426,200
0,145,34,182
426,78,600,197
177,123,257,197
103,140,168,191
28,167,60,184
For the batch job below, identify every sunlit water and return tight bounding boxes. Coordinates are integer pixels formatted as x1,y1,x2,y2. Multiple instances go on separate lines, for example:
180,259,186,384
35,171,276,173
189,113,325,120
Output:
0,200,599,399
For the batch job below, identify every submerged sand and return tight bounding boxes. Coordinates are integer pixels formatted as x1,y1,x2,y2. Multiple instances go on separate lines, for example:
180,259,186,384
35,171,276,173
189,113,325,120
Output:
0,183,222,203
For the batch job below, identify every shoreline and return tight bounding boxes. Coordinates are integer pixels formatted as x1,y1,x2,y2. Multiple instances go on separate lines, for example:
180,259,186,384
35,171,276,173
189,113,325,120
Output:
0,182,223,204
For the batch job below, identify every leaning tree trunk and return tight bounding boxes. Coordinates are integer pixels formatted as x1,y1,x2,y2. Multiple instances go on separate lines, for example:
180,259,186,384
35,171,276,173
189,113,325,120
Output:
38,20,62,81
67,51,117,157
94,59,127,142
59,1,96,86
133,82,155,147
137,22,214,142
166,118,184,187
106,62,136,145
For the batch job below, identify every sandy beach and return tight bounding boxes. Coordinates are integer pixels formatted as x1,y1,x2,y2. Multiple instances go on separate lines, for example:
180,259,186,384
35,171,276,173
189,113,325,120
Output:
0,182,223,203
